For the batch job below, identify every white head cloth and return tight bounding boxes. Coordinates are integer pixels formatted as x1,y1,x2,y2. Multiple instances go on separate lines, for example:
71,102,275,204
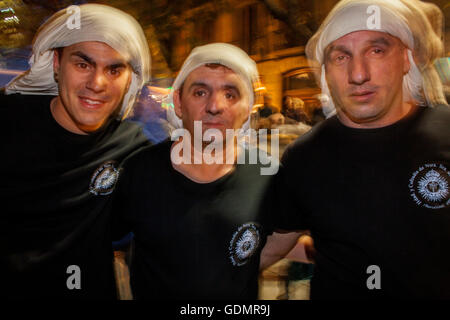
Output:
5,4,151,118
305,0,447,117
166,43,259,131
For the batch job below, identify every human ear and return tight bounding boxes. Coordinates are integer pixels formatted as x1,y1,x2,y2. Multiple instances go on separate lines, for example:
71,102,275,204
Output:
174,89,183,118
53,49,61,82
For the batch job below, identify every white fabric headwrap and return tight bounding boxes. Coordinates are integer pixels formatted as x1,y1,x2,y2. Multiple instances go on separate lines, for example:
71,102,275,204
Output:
5,4,151,118
166,43,259,131
306,0,447,117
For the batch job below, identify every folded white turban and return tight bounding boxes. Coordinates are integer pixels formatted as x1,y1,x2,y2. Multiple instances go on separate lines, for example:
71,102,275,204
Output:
166,43,259,131
306,0,447,117
5,4,151,118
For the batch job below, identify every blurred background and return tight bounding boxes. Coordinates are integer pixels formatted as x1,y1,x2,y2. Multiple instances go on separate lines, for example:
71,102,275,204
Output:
2,0,448,120
1,0,449,300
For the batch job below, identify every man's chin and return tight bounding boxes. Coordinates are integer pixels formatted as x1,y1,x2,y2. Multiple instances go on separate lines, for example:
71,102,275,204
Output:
76,119,108,133
337,105,385,126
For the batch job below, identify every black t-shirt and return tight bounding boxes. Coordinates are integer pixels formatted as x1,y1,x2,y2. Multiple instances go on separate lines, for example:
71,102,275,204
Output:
0,93,149,299
113,140,274,300
272,105,450,299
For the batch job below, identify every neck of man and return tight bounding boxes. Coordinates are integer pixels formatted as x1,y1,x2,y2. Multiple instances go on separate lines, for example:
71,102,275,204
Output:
171,137,238,183
337,99,417,129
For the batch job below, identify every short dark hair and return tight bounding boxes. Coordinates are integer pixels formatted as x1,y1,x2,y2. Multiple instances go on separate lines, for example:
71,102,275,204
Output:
54,47,64,61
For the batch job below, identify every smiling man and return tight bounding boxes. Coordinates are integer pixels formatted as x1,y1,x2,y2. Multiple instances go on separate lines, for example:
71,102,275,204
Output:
0,4,150,299
52,42,134,134
270,0,450,299
113,43,301,300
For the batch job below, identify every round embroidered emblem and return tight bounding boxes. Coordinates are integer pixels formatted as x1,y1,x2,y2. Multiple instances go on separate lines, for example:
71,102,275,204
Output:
409,163,450,209
89,161,120,196
229,223,261,266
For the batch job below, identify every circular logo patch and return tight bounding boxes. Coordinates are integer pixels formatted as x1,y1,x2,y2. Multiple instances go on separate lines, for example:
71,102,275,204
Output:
89,161,120,196
229,223,261,266
409,163,450,209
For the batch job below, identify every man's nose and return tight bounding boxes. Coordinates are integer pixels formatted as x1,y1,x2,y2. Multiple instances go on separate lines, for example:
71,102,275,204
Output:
348,56,370,85
206,92,225,115
86,70,107,93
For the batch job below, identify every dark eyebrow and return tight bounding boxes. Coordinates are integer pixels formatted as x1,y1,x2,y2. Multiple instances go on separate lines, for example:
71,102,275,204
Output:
109,63,128,69
71,51,95,66
70,51,128,69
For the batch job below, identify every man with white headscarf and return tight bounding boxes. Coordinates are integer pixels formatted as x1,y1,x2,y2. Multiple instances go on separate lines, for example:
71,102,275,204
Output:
113,43,301,300
270,0,450,299
0,4,151,299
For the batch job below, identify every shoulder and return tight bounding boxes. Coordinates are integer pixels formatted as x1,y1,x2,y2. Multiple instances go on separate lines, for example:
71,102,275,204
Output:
421,104,450,123
121,139,172,172
412,105,450,140
115,119,146,137
0,93,52,113
0,94,54,133
108,119,152,153
282,116,339,164
117,139,172,189
0,92,51,104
